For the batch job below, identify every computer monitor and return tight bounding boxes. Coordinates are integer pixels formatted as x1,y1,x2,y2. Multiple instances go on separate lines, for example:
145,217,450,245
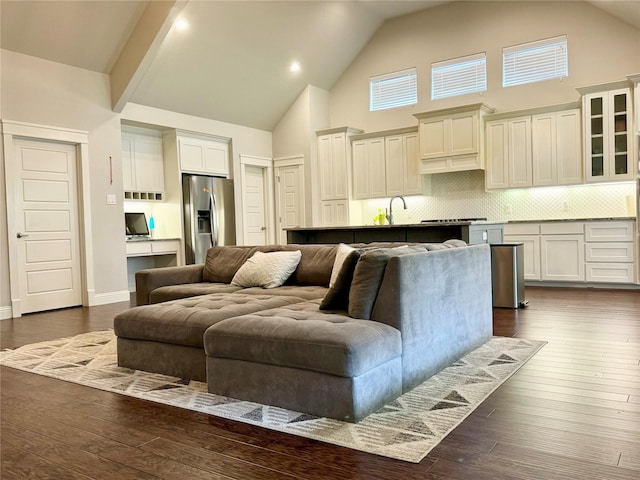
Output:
125,212,150,237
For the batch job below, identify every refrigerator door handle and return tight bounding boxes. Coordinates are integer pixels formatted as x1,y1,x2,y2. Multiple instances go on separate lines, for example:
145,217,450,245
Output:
209,191,218,246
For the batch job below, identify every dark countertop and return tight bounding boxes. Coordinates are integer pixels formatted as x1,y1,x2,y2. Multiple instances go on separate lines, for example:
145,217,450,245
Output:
285,221,506,231
126,237,181,242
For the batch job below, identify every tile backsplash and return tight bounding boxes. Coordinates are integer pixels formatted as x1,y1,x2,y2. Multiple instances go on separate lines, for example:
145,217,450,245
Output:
357,170,636,225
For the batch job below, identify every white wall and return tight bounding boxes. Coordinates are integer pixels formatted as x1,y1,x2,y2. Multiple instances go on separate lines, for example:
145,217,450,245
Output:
272,84,330,225
329,1,640,132
0,50,273,315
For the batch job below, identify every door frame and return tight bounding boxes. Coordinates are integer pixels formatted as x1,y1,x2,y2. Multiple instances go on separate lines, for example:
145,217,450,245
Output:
239,154,275,245
2,120,95,317
274,155,305,245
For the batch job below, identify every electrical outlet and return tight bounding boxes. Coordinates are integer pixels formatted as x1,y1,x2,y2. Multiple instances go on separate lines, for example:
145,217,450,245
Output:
563,201,569,212
106,194,116,205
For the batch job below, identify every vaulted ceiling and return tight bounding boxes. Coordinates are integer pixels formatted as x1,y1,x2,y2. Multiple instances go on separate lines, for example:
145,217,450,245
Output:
2,0,639,131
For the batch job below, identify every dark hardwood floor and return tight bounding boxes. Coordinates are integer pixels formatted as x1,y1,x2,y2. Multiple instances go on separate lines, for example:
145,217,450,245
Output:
1,286,639,479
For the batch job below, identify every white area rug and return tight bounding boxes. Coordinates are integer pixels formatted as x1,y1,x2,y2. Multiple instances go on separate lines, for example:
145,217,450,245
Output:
0,331,544,463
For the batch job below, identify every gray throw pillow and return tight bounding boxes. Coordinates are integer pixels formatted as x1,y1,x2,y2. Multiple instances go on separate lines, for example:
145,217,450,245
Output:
348,246,427,320
319,249,363,311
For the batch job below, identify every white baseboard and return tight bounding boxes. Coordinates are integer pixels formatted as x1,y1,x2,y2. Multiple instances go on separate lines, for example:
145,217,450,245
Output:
0,306,13,320
90,290,131,306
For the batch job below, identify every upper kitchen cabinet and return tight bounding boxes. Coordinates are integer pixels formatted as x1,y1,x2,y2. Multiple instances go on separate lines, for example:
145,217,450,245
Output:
176,132,230,177
414,103,494,174
485,104,582,190
121,126,165,201
317,127,362,201
351,128,422,200
581,86,634,183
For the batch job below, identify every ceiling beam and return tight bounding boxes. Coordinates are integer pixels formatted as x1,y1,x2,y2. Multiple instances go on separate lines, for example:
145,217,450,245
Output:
110,0,187,113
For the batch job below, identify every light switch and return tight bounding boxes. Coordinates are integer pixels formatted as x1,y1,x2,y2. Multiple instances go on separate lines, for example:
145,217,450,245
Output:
482,231,488,241
106,194,117,205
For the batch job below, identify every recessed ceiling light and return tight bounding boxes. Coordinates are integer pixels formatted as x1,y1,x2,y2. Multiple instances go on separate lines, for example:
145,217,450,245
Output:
175,18,189,31
290,61,301,73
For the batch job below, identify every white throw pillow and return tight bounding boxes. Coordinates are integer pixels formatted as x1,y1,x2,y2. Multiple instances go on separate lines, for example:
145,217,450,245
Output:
329,243,355,288
231,250,302,288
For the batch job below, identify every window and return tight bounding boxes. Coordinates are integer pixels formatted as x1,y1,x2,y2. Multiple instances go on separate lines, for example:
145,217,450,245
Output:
369,68,417,111
503,35,568,87
431,53,486,100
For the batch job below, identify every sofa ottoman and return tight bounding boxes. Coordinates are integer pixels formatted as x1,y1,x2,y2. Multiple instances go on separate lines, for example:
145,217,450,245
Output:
204,303,403,422
115,293,308,381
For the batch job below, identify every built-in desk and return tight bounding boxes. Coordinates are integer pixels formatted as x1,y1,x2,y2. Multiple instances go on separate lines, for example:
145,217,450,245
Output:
126,238,182,292
286,222,505,245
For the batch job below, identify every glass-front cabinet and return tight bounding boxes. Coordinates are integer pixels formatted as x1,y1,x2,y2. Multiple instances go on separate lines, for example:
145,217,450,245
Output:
583,87,634,182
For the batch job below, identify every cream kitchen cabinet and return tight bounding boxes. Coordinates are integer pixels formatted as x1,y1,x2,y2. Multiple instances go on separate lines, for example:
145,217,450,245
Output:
352,137,386,199
318,127,361,202
351,129,421,199
177,133,229,177
540,222,585,282
582,87,634,183
320,199,349,227
486,106,582,190
584,221,635,283
414,103,494,174
503,223,541,280
122,127,165,201
532,109,582,186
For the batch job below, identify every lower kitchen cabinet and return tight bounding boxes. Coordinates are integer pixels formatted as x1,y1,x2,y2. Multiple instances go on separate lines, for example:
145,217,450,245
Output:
505,220,636,285
320,199,349,227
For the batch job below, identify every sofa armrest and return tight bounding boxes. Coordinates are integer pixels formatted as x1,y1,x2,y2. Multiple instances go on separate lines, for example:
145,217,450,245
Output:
371,244,493,390
135,264,204,306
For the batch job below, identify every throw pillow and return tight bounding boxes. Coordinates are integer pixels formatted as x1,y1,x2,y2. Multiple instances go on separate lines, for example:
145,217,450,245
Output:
329,243,355,287
348,246,427,320
320,249,362,310
231,250,302,288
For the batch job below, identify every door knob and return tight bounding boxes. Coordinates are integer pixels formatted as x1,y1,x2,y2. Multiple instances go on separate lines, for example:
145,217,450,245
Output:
261,226,266,231
17,232,29,238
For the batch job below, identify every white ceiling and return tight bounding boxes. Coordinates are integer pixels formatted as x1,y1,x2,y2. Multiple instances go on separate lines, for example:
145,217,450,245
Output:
1,0,639,131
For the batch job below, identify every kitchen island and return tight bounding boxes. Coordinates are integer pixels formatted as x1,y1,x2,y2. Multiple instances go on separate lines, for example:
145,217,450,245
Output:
286,221,505,245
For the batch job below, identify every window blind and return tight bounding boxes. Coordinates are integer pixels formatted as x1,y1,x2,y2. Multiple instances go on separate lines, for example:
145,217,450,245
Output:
503,35,568,87
431,53,486,100
370,68,417,111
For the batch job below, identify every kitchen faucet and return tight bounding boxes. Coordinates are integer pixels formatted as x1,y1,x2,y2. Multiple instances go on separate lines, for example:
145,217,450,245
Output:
386,195,407,225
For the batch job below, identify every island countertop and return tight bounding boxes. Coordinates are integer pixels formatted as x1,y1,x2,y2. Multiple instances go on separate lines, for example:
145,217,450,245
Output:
285,221,506,245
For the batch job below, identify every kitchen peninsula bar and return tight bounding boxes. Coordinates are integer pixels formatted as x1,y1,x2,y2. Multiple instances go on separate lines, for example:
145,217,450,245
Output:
286,221,505,245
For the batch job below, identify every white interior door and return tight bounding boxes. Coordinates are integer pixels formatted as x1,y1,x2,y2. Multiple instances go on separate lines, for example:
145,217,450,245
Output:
243,165,268,245
275,163,304,244
13,138,82,314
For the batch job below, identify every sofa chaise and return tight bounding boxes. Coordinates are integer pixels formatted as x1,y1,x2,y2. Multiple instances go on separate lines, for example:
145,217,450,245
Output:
114,241,493,422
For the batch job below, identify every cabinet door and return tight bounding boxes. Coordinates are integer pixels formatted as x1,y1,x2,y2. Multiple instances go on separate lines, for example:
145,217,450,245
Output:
121,133,136,192
367,138,386,198
179,137,206,173
504,234,541,280
609,89,633,181
420,117,447,159
203,142,228,176
485,121,509,190
508,117,532,187
541,234,585,281
402,133,422,195
351,140,371,199
133,134,164,192
385,135,404,197
179,137,228,176
449,111,478,157
532,113,556,186
321,199,349,226
555,109,582,185
318,135,334,200
330,133,349,199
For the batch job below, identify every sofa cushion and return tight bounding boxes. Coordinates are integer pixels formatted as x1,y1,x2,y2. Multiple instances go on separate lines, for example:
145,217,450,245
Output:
241,285,328,300
114,293,307,348
231,251,301,288
348,246,427,320
284,244,338,286
329,243,354,287
203,246,259,283
204,306,402,377
149,283,243,304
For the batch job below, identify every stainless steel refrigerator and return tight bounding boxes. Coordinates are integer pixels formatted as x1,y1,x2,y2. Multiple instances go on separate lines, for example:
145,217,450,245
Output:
182,174,236,264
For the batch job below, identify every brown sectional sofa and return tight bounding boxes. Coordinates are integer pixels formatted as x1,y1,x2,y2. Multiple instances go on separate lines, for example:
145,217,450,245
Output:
114,241,493,422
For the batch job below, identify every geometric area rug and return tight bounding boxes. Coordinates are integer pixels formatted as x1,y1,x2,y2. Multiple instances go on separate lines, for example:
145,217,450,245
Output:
0,330,544,463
